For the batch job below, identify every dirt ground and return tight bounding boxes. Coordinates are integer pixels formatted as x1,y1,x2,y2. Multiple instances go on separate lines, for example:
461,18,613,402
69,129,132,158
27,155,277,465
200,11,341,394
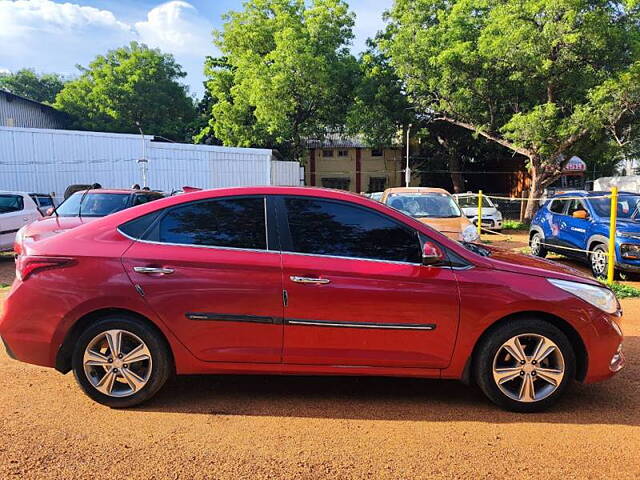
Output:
1,235,640,479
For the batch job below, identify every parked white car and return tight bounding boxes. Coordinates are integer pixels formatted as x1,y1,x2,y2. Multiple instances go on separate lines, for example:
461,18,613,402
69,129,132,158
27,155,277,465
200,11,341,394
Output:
0,191,53,251
454,193,503,231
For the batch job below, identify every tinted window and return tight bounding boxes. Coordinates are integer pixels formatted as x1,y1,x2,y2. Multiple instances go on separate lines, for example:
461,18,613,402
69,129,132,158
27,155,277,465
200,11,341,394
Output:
284,197,421,263
119,211,162,239
154,197,266,249
0,194,24,213
56,192,130,217
31,195,53,208
549,200,567,214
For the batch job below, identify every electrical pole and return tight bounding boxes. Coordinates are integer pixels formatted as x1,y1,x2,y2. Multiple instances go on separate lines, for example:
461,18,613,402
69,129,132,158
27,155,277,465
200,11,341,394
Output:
405,124,412,187
136,123,148,188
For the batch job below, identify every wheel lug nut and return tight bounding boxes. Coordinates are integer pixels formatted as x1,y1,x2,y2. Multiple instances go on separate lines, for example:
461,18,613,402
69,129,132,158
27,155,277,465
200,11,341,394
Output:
532,360,537,365
520,371,524,375
108,358,113,363
531,371,536,376
123,364,128,369
118,354,123,359
520,360,525,365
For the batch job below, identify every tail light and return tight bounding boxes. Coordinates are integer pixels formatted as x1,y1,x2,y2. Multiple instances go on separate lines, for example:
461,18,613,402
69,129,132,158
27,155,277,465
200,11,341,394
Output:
13,226,26,255
16,256,74,281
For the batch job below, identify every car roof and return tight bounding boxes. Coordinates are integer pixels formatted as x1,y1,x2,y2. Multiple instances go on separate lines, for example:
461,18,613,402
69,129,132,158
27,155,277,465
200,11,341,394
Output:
383,187,451,195
552,190,637,199
70,189,148,195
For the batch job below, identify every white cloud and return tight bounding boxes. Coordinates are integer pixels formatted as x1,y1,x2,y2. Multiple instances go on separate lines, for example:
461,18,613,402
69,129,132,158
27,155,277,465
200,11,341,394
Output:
0,0,214,95
135,1,213,57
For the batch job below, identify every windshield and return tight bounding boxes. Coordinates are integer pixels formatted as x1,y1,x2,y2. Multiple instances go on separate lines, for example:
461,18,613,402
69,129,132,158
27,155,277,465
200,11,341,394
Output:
387,193,462,218
456,195,493,209
56,192,130,217
590,195,640,219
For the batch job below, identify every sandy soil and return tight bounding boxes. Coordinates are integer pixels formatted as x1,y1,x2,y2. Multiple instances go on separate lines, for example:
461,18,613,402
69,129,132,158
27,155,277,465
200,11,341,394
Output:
1,235,640,479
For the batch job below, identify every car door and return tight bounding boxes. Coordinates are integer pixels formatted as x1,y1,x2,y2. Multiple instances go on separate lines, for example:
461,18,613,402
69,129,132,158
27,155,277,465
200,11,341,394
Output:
561,199,590,255
121,195,284,364
277,195,460,369
545,198,569,250
0,194,31,250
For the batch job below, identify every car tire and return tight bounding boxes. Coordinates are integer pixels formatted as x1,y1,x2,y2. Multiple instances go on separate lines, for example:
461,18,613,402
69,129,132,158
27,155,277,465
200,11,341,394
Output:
72,314,172,408
590,243,608,279
474,318,575,413
530,232,547,258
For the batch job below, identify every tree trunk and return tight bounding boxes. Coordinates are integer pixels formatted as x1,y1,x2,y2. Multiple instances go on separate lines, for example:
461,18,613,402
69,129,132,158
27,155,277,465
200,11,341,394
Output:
524,158,560,221
448,154,464,193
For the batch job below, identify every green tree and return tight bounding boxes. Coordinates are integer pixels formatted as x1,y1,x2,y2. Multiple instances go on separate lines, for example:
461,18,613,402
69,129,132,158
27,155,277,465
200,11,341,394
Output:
0,68,66,104
55,42,196,141
199,0,358,161
346,34,414,147
386,0,640,218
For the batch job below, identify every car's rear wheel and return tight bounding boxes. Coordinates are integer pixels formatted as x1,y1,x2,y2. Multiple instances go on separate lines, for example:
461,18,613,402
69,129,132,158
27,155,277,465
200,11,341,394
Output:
474,318,575,412
72,315,171,408
590,243,608,279
530,232,547,258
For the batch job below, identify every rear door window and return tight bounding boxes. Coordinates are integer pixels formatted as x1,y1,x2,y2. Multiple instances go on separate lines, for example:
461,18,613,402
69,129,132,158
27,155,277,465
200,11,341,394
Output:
549,200,567,214
0,195,24,213
147,196,267,250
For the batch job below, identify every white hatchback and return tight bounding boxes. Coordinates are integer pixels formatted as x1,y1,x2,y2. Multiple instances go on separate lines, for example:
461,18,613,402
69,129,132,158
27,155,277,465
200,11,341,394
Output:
0,192,53,251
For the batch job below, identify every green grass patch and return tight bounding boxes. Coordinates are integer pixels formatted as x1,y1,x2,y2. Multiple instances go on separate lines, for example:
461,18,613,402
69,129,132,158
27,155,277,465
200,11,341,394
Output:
603,281,640,298
0,283,9,289
502,220,530,230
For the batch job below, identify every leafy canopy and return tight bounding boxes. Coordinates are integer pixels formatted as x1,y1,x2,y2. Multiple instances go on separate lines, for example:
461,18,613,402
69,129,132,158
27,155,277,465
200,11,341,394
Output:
55,42,196,141
198,0,358,160
385,0,640,187
0,68,66,104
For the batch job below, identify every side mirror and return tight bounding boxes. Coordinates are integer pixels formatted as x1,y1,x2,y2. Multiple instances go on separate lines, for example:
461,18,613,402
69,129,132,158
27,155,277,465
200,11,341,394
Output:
422,241,445,266
45,207,54,216
572,210,588,219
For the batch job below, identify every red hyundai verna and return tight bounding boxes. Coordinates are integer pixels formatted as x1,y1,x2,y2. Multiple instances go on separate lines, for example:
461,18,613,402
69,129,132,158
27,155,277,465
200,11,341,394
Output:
0,187,624,412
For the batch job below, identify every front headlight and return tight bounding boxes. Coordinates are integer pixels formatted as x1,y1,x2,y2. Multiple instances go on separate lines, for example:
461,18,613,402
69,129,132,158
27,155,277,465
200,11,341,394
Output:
461,224,479,242
548,278,618,314
495,211,503,220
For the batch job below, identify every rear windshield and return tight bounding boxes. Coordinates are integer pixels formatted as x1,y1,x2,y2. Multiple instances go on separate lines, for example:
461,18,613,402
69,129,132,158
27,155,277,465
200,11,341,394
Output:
56,192,130,217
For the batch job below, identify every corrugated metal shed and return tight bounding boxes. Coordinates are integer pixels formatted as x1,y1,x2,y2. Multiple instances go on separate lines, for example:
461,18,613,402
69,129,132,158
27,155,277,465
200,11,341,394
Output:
0,126,302,195
0,90,68,129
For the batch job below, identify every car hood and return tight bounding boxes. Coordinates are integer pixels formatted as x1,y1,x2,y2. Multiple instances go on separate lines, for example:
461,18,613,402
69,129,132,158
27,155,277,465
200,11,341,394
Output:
481,244,601,286
614,218,640,232
416,216,472,239
22,216,98,242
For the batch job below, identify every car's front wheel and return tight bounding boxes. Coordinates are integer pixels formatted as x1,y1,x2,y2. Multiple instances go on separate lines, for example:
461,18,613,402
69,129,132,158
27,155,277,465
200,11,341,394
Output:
474,318,575,412
590,243,608,279
72,315,171,408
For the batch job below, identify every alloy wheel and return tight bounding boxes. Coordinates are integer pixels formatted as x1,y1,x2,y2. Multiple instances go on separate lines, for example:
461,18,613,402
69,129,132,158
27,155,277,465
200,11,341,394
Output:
492,333,565,403
591,247,607,277
83,329,153,397
530,234,542,255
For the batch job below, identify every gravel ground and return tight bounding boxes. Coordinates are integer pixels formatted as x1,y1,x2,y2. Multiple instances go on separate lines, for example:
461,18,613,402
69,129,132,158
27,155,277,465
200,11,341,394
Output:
1,235,639,479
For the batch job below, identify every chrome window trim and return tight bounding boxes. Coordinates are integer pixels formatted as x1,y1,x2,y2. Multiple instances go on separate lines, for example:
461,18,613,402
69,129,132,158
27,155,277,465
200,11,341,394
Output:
285,318,436,330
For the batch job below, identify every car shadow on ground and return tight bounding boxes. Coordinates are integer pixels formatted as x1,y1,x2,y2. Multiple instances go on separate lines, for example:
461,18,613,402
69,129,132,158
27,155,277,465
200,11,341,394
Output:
136,336,638,426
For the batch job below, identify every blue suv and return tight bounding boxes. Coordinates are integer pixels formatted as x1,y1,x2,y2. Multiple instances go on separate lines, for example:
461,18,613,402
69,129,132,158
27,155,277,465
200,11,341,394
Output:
529,191,640,279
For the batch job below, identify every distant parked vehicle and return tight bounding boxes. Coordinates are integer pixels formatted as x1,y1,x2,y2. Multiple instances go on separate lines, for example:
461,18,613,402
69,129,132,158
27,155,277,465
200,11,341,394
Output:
454,193,504,231
14,189,164,249
0,192,54,251
529,191,640,279
381,187,479,242
369,192,383,202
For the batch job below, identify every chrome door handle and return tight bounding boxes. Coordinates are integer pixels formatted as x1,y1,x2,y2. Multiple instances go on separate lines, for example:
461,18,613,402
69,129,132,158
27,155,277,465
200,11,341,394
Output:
290,276,330,284
133,266,174,275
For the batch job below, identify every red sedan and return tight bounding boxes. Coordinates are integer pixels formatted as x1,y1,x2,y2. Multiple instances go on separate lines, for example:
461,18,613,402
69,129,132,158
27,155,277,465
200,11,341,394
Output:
0,187,624,412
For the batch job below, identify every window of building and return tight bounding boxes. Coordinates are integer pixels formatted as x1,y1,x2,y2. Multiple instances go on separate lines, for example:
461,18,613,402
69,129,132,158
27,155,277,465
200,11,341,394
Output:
337,150,349,157
368,177,386,192
321,178,351,190
151,197,267,250
371,149,383,157
322,149,334,158
283,197,421,263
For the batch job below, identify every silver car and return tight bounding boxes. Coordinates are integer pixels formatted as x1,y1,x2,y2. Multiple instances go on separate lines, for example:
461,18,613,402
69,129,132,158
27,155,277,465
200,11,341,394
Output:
454,193,503,231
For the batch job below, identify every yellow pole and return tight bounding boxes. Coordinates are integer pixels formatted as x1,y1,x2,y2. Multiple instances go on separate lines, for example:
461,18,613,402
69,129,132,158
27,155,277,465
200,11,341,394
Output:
477,190,483,239
607,187,618,284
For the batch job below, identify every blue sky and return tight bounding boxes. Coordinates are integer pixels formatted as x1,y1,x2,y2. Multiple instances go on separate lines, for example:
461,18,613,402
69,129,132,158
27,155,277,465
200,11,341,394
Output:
0,0,393,98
